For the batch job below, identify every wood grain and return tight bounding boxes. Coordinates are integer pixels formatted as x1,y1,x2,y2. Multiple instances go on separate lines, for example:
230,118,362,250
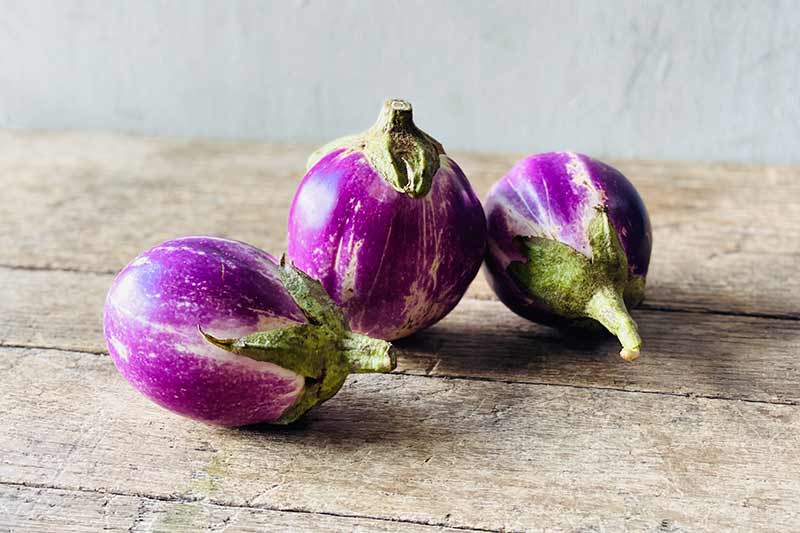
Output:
397,298,800,405
2,346,798,532
1,131,798,317
0,268,108,354
0,484,474,533
2,266,798,404
2,131,799,532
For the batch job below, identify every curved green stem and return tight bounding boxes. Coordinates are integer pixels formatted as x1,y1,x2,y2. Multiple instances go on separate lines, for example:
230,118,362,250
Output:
584,286,642,361
341,332,396,373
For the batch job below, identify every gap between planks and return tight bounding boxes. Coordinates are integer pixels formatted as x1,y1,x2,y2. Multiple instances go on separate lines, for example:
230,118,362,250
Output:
4,346,799,530
4,266,798,407
1,344,797,408
1,262,797,324
0,481,493,533
2,132,799,319
0,263,116,276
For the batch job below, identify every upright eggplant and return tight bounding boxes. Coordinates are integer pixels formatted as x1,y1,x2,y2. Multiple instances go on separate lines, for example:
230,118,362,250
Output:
484,152,652,361
103,236,395,426
287,99,486,340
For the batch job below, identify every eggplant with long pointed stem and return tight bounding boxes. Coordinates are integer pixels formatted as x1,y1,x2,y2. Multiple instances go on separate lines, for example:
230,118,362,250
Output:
484,152,652,361
103,236,395,426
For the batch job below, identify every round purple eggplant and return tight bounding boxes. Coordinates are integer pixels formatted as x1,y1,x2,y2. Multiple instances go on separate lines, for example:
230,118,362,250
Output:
287,99,487,340
484,152,652,361
103,236,395,426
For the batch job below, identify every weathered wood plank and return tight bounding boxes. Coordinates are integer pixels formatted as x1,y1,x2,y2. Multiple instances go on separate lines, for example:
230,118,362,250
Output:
2,267,798,404
1,131,798,317
397,298,800,405
0,485,137,533
0,132,306,273
0,484,473,533
0,268,108,354
1,347,798,532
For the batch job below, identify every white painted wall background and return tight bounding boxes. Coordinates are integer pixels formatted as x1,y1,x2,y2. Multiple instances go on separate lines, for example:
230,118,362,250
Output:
1,0,798,163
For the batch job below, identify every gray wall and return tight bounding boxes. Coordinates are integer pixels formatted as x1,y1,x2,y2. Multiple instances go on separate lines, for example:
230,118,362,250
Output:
1,0,798,163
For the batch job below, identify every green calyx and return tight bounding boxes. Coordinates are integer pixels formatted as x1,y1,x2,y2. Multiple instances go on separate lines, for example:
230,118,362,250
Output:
307,99,444,198
508,208,646,362
201,256,396,425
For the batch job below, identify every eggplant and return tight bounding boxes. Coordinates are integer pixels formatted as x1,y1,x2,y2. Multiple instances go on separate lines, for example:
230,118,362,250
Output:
484,152,652,360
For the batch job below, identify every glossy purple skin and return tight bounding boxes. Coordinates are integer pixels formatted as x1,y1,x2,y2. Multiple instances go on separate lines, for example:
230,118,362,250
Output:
485,152,652,326
103,237,307,426
287,149,486,340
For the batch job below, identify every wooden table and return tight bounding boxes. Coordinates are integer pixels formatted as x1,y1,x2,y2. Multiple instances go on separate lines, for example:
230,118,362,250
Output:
1,131,798,532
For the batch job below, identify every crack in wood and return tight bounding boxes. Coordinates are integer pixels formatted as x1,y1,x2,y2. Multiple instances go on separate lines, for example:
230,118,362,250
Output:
2,262,799,322
0,263,115,276
2,343,798,407
0,481,496,533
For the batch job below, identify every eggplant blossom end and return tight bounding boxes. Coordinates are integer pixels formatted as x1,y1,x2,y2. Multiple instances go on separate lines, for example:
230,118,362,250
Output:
508,210,644,361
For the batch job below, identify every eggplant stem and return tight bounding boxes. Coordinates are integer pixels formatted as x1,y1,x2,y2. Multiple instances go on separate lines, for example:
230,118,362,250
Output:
584,286,642,362
341,332,397,373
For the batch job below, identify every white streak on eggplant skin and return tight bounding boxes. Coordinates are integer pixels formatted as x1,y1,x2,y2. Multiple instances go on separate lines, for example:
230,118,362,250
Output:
485,151,603,276
391,157,478,338
107,277,300,368
354,219,394,327
563,151,604,257
484,171,558,284
506,176,559,240
108,336,129,362
288,152,486,340
105,299,305,426
103,237,308,426
106,279,298,342
484,181,536,274
340,239,363,301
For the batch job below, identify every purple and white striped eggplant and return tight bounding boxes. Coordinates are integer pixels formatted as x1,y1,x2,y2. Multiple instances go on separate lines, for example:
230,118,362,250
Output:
287,99,487,340
485,152,652,361
103,236,395,426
